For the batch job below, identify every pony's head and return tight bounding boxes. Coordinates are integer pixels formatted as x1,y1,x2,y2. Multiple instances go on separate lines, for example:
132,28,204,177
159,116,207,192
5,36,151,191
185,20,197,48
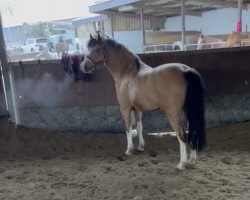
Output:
80,34,107,73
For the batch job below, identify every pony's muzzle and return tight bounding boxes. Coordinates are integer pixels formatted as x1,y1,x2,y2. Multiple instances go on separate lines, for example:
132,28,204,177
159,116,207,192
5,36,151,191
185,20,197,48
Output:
80,58,94,73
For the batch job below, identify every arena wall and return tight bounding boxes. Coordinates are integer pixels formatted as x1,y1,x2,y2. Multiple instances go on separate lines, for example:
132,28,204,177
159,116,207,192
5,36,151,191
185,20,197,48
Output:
1,47,250,133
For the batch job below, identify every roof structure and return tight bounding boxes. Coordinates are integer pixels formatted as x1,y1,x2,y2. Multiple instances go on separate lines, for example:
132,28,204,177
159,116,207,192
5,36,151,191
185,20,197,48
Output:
89,0,250,19
72,15,108,26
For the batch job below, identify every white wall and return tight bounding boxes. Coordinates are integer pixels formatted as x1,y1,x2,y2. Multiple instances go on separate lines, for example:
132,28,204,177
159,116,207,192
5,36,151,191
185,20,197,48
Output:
165,8,250,35
114,31,144,53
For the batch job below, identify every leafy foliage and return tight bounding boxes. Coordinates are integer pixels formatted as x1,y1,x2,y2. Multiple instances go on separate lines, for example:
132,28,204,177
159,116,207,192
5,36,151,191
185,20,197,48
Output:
21,22,60,39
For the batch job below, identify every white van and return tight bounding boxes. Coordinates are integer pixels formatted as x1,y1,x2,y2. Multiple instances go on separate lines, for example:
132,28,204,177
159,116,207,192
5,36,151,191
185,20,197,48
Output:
21,37,50,53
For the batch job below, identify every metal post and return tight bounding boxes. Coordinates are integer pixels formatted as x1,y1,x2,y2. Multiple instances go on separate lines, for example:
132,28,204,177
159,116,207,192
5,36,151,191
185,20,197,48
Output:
140,8,145,52
181,0,186,50
110,15,114,38
237,0,243,32
0,13,20,124
8,27,13,48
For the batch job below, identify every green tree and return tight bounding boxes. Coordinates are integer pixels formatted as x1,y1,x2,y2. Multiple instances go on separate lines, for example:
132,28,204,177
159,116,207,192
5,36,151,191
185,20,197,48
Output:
30,22,50,37
21,22,59,38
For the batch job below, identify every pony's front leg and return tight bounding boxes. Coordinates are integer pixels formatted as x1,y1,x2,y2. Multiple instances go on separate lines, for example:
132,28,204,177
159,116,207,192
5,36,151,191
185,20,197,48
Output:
133,110,145,151
120,107,134,155
126,128,134,155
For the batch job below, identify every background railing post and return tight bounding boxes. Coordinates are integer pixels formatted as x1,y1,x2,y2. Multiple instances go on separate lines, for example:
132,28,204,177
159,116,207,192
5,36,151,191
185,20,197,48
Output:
0,13,20,124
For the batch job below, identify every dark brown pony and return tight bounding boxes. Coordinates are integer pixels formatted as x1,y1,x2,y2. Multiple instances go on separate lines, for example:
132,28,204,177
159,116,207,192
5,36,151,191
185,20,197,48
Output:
56,39,73,57
80,34,206,170
61,53,92,82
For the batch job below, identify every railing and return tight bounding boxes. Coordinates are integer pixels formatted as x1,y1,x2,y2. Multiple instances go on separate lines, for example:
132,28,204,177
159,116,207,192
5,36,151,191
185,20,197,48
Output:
144,43,174,53
144,41,228,53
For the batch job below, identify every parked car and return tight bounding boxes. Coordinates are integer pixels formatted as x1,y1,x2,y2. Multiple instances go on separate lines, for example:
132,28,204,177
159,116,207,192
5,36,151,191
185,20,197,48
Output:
21,37,50,53
6,46,24,55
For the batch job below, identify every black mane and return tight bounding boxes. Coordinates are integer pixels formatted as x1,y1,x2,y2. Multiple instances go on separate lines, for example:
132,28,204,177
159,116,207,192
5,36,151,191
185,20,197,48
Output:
135,56,141,71
87,35,119,50
87,37,99,48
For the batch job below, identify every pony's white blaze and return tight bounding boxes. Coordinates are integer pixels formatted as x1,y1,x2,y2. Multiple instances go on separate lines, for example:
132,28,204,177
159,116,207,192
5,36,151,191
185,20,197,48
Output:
81,34,206,170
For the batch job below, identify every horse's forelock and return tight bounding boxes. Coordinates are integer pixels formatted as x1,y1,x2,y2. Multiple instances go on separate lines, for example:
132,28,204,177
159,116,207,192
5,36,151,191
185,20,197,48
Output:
87,37,98,48
87,36,119,52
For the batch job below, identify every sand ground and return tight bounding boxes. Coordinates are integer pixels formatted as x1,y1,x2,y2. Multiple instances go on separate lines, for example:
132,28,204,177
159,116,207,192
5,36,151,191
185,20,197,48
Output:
0,121,249,200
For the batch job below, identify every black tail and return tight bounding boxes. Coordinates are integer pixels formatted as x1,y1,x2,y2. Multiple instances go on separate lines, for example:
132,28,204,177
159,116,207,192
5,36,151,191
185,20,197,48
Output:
184,69,206,151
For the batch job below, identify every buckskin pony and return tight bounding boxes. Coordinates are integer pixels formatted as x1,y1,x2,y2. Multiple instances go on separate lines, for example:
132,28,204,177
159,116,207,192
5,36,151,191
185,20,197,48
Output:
80,34,206,170
56,39,73,57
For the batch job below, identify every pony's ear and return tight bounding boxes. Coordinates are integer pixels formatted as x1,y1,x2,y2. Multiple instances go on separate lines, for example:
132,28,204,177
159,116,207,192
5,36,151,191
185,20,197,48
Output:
97,34,102,43
90,34,94,39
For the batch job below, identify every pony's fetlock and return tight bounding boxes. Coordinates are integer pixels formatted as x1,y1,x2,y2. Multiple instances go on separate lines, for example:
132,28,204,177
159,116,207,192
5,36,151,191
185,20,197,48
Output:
177,161,187,170
125,146,133,155
188,158,196,165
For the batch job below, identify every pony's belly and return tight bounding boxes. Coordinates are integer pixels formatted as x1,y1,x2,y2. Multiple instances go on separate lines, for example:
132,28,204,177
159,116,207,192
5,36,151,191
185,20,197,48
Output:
133,102,159,111
132,96,160,111
130,82,160,111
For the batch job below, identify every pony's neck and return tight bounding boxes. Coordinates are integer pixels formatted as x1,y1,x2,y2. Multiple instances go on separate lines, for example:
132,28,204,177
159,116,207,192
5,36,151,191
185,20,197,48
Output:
104,46,138,83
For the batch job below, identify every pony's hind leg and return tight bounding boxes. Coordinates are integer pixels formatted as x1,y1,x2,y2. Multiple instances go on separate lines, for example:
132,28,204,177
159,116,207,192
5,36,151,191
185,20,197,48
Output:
166,112,187,170
133,110,145,151
188,149,197,165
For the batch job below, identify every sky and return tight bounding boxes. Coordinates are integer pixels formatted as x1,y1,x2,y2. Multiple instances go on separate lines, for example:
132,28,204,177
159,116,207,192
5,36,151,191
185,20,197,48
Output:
0,0,98,27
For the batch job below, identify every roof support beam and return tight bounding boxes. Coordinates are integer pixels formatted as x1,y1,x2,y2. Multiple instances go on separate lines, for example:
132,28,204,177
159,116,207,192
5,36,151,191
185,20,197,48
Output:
98,10,165,21
181,0,186,50
140,8,145,49
136,4,201,16
187,0,247,10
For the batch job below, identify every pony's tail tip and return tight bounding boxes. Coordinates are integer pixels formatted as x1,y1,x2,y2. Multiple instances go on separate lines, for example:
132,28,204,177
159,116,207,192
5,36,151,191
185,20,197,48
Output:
197,141,207,152
189,133,207,152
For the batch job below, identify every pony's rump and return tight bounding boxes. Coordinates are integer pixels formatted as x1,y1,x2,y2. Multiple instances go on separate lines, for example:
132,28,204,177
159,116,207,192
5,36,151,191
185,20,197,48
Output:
184,68,206,151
